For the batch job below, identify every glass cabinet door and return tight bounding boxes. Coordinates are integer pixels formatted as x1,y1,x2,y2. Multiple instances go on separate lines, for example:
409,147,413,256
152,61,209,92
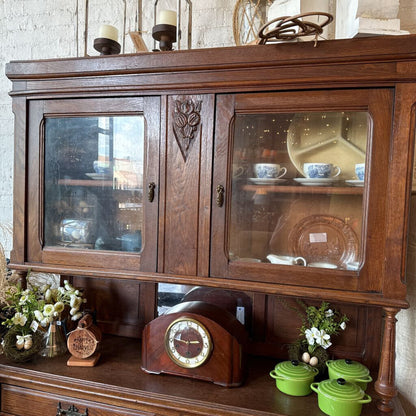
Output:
26,97,160,271
211,89,393,291
44,115,144,253
229,110,368,270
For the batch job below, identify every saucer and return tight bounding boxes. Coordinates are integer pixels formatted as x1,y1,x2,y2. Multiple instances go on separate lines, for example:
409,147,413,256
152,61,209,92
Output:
85,172,112,180
248,178,287,185
293,178,339,186
345,179,364,187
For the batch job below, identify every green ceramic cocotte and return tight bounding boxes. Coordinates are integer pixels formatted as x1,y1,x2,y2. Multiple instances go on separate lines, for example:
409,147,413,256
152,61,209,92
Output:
270,360,319,396
326,359,372,390
311,378,371,416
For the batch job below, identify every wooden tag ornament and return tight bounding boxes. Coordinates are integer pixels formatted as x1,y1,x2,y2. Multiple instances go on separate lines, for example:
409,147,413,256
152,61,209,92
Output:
67,314,102,367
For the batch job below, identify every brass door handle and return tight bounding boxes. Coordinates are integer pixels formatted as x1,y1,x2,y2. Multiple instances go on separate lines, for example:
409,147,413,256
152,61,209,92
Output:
148,182,156,202
216,185,225,207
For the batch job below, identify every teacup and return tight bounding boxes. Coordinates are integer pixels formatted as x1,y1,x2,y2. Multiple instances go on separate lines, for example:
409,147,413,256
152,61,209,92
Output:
267,254,306,266
303,163,341,179
93,160,112,175
254,163,287,179
232,164,244,178
355,163,365,181
308,262,337,269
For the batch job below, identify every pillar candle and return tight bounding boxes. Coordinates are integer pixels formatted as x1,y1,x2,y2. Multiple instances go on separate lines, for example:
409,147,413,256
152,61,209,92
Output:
99,24,119,42
157,10,177,27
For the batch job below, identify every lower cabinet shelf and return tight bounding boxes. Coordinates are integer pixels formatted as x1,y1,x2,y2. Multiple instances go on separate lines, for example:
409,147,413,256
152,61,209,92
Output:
0,335,405,416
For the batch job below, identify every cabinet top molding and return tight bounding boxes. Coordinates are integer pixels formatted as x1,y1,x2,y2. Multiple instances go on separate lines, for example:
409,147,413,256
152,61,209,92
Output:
5,35,416,87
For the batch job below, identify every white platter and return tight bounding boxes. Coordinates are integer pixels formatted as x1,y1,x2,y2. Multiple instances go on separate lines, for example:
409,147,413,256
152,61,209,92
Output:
287,112,368,180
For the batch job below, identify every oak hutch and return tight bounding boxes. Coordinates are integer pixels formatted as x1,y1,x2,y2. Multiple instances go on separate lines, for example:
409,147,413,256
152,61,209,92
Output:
2,34,415,415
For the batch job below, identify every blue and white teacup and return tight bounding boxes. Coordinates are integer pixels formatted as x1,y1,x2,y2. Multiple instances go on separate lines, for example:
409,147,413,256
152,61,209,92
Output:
254,163,287,179
355,163,365,181
303,163,341,179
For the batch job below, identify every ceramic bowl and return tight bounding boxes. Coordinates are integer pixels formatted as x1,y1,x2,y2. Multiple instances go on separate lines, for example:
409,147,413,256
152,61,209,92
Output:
270,360,319,396
311,378,371,416
326,359,372,390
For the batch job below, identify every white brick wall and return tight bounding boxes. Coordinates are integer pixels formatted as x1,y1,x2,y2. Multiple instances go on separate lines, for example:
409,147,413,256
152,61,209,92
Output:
0,1,415,413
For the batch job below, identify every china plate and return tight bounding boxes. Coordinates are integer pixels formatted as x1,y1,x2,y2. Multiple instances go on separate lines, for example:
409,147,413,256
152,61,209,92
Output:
293,178,339,186
288,214,359,268
345,179,364,187
248,178,287,185
287,112,368,180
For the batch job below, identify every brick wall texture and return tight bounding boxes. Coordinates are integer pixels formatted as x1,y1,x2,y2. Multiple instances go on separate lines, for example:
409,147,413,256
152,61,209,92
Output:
0,1,415,413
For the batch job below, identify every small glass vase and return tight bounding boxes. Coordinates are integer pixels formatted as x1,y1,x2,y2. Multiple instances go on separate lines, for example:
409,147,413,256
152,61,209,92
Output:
39,320,68,358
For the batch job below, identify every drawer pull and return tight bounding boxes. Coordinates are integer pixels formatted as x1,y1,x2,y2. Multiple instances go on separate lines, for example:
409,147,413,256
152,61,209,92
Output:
148,182,156,202
216,184,225,207
56,402,89,416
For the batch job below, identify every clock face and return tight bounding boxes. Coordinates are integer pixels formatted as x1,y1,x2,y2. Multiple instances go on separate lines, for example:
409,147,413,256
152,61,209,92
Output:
165,317,212,368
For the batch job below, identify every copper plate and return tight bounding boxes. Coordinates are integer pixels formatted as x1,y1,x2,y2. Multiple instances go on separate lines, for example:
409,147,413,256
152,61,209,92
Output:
289,215,359,268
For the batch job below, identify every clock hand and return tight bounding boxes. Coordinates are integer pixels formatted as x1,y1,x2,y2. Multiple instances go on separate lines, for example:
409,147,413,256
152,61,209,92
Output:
174,338,188,343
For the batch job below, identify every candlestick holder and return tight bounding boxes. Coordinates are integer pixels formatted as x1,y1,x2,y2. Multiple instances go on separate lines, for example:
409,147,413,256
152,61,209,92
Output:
93,37,122,55
152,23,177,51
153,0,192,51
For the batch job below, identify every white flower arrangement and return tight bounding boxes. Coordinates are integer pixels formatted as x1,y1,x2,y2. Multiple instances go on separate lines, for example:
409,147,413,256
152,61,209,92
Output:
2,278,86,351
298,301,348,355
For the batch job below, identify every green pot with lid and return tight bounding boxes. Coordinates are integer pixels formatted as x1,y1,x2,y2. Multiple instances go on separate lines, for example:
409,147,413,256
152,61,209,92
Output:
311,378,371,416
326,359,372,390
270,360,319,396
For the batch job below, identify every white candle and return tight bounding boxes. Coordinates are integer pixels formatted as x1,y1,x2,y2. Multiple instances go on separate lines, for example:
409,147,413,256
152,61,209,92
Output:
99,24,119,42
157,10,177,27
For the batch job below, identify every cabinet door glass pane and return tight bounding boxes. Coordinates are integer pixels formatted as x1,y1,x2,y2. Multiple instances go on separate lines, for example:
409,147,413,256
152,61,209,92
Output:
230,111,370,270
44,116,144,252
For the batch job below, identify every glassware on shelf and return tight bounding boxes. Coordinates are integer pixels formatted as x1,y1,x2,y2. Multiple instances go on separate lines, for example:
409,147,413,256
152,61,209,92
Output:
229,111,370,269
39,320,68,358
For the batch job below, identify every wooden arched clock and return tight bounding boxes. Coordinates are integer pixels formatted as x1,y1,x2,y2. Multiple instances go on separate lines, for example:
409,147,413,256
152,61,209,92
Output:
141,301,248,387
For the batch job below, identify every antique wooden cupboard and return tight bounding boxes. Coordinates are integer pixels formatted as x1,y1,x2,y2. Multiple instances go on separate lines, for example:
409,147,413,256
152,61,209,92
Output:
2,34,415,415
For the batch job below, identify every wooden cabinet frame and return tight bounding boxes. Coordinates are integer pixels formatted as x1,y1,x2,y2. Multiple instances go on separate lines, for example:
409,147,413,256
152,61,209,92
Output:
4,35,416,415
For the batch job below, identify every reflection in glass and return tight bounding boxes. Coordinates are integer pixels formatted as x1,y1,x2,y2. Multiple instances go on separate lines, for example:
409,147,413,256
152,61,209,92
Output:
229,111,370,270
44,115,144,252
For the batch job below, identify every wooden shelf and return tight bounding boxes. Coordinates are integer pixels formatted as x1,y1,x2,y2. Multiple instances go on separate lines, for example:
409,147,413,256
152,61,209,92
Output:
0,336,405,416
58,178,114,187
243,184,364,195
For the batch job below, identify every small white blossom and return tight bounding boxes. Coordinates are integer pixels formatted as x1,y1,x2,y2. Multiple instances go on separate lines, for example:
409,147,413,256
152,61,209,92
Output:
340,321,347,330
43,304,54,316
19,294,29,305
315,329,331,347
305,328,315,345
70,307,80,316
325,309,334,318
54,301,65,314
44,288,52,303
311,327,320,338
70,295,82,309
12,312,28,327
321,338,332,350
34,310,44,321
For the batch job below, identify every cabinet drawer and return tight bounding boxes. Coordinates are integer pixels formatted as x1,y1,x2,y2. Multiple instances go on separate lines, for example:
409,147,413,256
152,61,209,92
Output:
1,384,154,416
